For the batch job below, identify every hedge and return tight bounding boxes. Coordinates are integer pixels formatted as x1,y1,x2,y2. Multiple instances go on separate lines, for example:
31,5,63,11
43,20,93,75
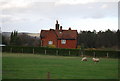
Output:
2,46,119,58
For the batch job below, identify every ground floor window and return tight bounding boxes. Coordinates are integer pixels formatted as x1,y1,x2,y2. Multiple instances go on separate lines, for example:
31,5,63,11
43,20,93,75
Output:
48,41,53,45
61,40,66,44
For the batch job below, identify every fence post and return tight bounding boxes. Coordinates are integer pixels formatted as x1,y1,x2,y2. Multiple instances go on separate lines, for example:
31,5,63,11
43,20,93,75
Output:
81,51,83,57
107,52,109,58
56,50,58,55
93,52,96,57
47,72,50,79
22,48,23,53
69,51,70,56
45,49,46,55
79,50,80,56
10,48,12,53
33,48,34,54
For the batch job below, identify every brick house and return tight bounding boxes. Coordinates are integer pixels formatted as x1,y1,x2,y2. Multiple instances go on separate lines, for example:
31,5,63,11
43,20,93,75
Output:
40,20,78,49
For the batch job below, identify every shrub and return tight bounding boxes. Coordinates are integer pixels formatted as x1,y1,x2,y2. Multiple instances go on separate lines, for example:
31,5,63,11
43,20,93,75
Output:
47,45,56,48
2,46,119,58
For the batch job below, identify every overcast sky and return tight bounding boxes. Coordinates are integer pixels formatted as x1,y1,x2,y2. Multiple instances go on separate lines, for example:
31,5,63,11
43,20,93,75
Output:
0,0,119,33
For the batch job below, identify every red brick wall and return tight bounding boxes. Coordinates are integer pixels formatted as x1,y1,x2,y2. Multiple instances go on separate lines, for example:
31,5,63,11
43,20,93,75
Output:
41,31,57,47
58,39,77,49
41,30,77,49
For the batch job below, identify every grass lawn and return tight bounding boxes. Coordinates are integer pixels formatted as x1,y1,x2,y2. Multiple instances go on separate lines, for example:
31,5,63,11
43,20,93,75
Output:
2,52,118,79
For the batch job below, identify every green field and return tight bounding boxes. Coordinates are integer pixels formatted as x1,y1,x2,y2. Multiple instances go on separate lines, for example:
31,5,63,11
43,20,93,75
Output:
2,53,118,79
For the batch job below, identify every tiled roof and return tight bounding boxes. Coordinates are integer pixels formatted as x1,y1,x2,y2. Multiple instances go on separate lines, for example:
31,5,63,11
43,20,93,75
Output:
40,29,77,39
40,30,49,38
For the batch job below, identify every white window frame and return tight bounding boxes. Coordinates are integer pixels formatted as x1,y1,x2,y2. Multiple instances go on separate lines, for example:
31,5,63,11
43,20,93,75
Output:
61,40,66,44
59,32,62,34
48,41,53,45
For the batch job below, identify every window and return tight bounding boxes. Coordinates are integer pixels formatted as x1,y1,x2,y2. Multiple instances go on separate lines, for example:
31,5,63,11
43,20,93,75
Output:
59,32,62,34
48,41,53,45
61,40,66,44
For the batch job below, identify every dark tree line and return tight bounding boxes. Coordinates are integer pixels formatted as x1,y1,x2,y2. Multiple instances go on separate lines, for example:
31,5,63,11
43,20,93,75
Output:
10,30,21,45
77,29,120,49
2,29,120,49
2,30,40,47
18,33,40,46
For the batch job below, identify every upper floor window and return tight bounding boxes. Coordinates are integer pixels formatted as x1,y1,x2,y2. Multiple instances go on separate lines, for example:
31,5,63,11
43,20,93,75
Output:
61,40,66,44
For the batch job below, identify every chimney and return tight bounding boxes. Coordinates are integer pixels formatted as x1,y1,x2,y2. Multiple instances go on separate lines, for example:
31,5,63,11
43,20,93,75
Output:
60,26,62,31
69,27,71,30
55,20,59,30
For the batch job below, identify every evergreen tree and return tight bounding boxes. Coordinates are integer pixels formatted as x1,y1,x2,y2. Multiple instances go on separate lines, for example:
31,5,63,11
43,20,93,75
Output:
10,31,14,45
78,29,119,49
10,30,21,45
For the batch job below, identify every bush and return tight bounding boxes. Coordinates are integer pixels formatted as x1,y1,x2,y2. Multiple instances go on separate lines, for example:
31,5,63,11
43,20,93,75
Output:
2,46,119,58
47,45,56,48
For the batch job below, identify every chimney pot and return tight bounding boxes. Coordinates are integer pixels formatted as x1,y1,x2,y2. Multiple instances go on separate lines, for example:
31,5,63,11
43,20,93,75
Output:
69,27,71,30
60,26,62,31
55,20,59,30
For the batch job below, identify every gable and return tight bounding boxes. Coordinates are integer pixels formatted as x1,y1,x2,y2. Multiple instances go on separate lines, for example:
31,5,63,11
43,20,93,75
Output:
40,30,57,39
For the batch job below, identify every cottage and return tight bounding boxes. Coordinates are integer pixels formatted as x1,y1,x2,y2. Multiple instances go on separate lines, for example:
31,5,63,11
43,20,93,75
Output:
40,20,78,49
